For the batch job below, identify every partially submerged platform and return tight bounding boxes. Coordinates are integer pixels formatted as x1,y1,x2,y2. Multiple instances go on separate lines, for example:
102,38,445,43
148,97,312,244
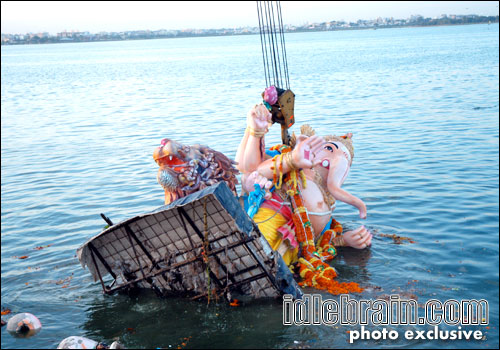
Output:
77,182,302,300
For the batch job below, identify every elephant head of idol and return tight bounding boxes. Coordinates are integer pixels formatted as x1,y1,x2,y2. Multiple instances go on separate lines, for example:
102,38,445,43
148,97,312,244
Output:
295,125,367,219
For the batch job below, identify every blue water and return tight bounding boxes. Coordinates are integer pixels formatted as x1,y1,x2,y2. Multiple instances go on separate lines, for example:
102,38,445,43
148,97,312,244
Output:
1,23,498,349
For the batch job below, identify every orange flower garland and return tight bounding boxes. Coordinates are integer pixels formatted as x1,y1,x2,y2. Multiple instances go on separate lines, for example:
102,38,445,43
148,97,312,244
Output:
316,218,343,261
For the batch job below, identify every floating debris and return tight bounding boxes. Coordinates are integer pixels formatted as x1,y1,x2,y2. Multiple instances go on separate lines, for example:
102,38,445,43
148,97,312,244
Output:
55,274,74,286
6,312,42,338
377,233,416,244
377,292,418,301
361,285,383,293
57,336,125,349
34,244,52,250
1,308,11,316
174,336,192,349
57,336,98,349
229,299,241,307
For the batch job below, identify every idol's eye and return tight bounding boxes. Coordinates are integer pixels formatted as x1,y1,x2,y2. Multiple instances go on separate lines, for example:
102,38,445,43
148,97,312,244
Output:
324,143,338,152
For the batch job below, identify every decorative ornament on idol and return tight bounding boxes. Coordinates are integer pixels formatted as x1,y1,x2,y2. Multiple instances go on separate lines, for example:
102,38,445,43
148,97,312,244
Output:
6,313,42,338
263,85,278,110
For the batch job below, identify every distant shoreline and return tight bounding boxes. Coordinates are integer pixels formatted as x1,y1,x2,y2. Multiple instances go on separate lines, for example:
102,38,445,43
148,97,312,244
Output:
2,20,498,46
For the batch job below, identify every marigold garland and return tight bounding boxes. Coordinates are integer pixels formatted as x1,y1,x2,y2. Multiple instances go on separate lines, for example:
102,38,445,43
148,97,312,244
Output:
316,218,343,261
277,154,284,189
272,155,278,185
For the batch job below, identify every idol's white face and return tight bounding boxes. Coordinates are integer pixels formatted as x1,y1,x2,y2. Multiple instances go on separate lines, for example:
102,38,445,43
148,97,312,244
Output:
315,141,348,164
314,140,351,187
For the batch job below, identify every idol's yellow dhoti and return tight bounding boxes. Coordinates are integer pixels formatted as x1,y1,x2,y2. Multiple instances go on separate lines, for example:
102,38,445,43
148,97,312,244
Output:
253,197,299,266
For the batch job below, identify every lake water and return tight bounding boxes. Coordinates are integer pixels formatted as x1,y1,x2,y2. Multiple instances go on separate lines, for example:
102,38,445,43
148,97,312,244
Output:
1,23,498,349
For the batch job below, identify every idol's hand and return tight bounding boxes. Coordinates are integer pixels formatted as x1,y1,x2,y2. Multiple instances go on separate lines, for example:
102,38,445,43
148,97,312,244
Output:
291,135,326,169
243,171,273,199
343,226,372,249
247,104,272,132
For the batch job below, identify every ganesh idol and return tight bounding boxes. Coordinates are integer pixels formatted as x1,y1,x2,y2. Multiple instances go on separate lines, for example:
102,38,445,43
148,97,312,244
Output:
236,99,372,293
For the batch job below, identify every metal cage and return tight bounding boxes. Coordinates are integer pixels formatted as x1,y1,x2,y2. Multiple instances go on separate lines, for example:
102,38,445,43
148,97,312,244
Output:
77,182,302,300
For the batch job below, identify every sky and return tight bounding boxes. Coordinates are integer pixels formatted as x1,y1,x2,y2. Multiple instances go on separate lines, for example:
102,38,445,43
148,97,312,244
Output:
1,1,499,35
